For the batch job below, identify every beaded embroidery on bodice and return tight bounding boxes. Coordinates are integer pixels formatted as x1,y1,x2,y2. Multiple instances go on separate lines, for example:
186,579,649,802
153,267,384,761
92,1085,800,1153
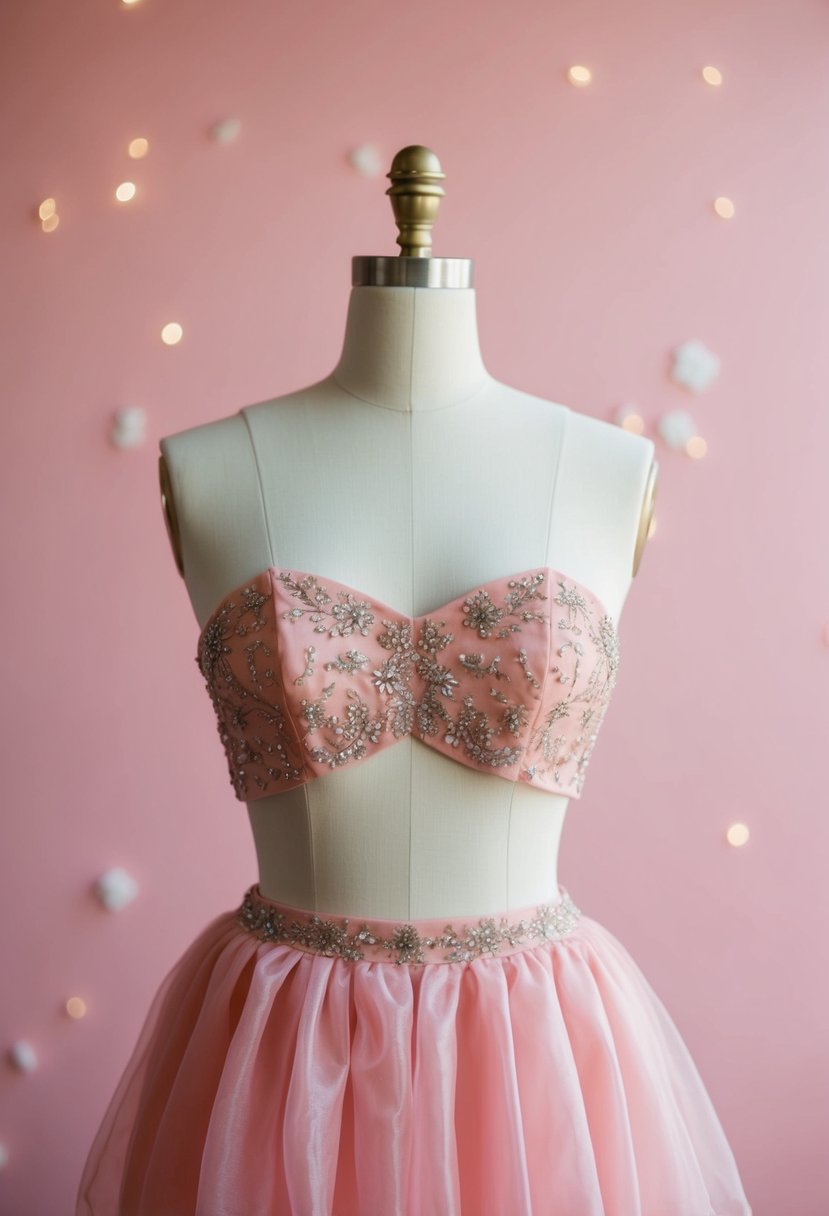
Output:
196,565,620,802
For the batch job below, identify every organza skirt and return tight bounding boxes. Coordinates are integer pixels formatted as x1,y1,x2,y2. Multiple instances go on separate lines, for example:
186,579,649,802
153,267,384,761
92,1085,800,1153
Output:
76,883,752,1215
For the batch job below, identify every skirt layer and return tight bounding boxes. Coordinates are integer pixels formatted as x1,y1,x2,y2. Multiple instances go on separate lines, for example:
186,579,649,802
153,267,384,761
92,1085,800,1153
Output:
76,888,752,1216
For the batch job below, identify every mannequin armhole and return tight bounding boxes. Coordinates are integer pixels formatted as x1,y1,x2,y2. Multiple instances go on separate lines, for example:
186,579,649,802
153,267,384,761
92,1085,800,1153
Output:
158,453,185,578
632,458,658,578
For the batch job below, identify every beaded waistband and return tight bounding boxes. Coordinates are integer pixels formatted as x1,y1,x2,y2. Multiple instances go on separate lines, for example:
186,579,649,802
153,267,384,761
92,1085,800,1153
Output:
236,884,582,965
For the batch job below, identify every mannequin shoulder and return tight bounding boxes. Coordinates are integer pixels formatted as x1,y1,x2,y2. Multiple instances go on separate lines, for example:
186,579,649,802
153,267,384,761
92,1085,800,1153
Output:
157,383,345,577
486,385,659,579
554,405,658,579
158,411,255,579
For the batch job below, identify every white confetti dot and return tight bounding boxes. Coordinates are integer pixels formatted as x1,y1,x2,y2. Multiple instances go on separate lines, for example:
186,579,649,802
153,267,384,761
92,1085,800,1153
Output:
8,1041,38,1072
671,340,720,393
110,408,146,449
94,867,139,910
347,143,383,177
658,409,697,450
210,118,242,144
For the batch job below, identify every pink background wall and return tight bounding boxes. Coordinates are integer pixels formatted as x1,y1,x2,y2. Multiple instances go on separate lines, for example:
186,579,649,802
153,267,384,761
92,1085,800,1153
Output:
2,0,828,1211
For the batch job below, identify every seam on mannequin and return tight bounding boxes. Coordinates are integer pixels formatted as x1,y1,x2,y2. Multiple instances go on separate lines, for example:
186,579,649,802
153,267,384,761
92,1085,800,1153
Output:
329,370,491,413
304,782,316,912
238,407,276,568
510,406,569,907
240,408,316,910
407,299,415,921
408,741,413,920
505,781,516,908
545,404,569,563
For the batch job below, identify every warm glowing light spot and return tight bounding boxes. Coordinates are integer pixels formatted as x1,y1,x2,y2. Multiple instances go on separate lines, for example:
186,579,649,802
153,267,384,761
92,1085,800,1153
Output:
702,66,723,86
115,181,137,202
621,413,645,435
686,435,708,459
726,822,750,847
41,214,60,232
567,65,592,86
38,198,56,220
161,322,184,345
713,196,735,219
128,137,149,158
66,997,87,1019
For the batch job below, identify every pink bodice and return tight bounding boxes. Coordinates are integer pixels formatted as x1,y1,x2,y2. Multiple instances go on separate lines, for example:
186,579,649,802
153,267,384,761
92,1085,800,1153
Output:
196,565,620,802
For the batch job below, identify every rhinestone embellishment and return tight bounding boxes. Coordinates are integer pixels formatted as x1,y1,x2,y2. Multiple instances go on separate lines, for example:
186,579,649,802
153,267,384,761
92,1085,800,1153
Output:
196,565,620,801
236,885,582,965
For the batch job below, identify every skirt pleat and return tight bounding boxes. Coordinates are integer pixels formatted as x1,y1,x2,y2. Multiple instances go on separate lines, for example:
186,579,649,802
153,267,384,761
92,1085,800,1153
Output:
76,899,752,1216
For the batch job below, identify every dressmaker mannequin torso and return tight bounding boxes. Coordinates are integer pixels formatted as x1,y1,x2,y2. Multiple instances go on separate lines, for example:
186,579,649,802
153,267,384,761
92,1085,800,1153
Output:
159,284,657,919
78,143,756,1216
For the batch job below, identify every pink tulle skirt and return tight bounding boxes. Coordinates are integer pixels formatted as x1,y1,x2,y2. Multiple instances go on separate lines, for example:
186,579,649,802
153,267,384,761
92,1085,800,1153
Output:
76,884,752,1215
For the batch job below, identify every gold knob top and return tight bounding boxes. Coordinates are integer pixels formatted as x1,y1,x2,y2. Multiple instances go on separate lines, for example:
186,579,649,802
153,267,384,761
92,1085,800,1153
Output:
386,145,446,258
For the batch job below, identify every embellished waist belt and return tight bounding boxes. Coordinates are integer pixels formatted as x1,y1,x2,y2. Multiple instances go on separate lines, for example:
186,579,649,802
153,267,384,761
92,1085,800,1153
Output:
236,883,582,965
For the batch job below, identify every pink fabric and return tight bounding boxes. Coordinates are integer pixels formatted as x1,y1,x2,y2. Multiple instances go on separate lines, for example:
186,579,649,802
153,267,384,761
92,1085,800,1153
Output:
76,891,752,1215
196,565,620,803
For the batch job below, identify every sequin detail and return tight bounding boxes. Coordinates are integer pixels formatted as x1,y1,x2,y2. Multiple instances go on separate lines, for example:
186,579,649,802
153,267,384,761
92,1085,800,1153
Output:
236,884,582,965
195,565,620,802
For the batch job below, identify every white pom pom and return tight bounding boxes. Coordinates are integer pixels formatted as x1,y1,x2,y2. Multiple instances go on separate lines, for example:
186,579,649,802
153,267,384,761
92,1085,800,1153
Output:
110,407,146,449
8,1040,38,1073
94,867,139,911
657,409,698,449
210,118,242,144
671,340,720,393
347,143,383,177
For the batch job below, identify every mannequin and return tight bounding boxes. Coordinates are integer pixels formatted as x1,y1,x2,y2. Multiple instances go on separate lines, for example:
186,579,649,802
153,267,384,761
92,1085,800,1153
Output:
79,149,756,1216
158,146,658,920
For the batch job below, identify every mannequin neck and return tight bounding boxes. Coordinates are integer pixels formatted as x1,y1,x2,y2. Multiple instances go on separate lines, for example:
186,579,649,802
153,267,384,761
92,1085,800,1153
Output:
329,285,492,413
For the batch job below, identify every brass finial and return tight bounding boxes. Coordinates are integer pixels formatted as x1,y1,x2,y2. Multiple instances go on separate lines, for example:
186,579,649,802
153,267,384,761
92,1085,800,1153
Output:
386,146,446,258
351,144,471,287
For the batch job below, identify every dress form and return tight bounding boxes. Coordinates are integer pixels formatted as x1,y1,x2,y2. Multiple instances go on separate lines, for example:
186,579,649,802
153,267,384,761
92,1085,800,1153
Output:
81,150,757,1216
159,147,658,919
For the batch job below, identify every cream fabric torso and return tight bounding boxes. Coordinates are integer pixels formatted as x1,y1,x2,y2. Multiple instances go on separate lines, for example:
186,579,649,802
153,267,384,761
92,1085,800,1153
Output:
161,286,654,918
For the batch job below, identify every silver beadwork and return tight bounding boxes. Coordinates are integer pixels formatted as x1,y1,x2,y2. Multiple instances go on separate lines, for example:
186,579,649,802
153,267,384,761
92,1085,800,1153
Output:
236,885,582,965
197,566,620,800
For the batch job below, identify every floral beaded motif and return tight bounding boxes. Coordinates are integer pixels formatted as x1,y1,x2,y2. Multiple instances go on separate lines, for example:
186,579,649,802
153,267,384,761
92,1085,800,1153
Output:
236,885,582,965
524,579,621,794
195,565,620,802
196,583,307,799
